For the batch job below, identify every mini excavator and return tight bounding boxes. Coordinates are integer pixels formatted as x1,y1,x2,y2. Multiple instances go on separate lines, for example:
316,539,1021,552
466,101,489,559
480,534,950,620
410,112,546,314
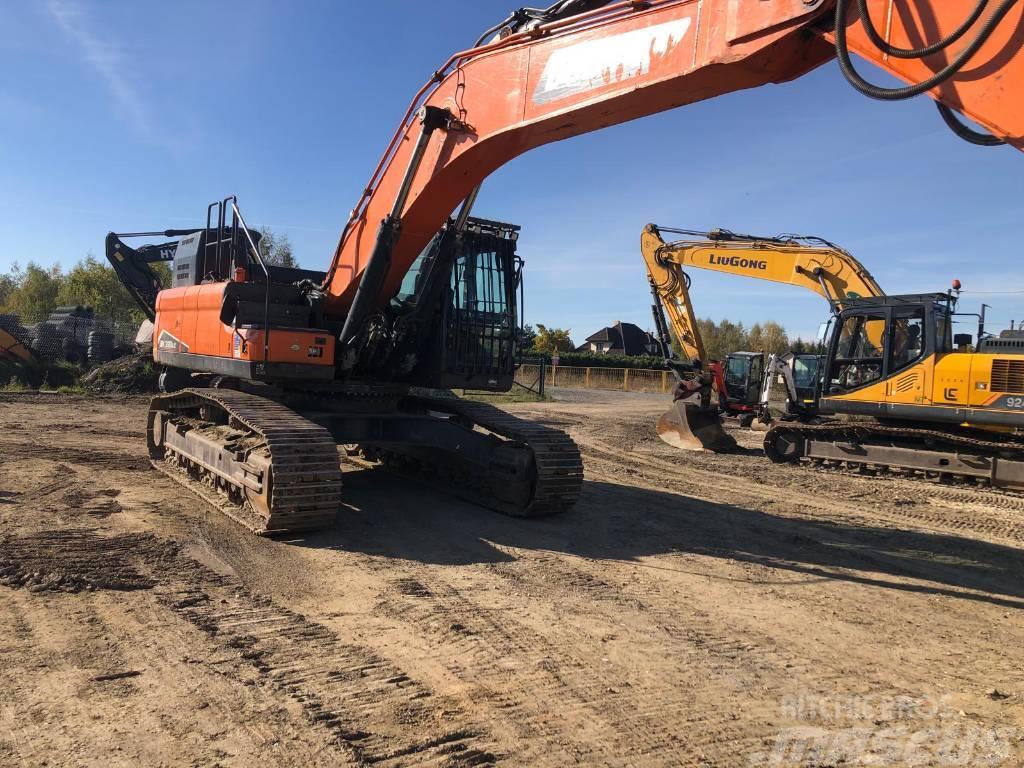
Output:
109,0,1024,532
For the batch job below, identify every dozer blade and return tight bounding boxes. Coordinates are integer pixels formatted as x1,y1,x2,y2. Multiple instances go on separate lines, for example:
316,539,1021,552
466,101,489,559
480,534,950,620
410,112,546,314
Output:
656,400,736,452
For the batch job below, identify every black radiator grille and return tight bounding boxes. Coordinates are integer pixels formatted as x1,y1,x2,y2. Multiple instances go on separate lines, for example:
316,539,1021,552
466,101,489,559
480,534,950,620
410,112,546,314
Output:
991,359,1024,394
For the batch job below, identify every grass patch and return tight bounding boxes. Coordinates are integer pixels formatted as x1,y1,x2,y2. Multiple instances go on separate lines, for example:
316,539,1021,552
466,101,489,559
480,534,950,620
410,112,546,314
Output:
0,358,81,392
458,387,549,404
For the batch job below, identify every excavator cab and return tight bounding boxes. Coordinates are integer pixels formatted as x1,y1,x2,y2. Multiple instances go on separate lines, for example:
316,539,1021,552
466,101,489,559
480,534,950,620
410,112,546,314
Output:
435,219,522,390
721,352,764,415
396,217,524,392
817,293,954,415
790,354,821,405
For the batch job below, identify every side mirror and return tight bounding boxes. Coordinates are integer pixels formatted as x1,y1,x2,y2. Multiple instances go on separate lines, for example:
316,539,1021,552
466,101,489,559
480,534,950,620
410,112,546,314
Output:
954,333,973,348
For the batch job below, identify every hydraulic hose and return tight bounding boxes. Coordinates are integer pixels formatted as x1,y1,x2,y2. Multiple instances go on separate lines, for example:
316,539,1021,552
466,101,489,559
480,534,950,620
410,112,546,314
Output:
855,0,991,59
935,102,1007,146
834,0,1022,101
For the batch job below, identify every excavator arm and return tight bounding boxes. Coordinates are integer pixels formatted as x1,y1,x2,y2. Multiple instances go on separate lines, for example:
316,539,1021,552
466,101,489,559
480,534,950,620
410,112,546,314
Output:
641,223,884,364
325,0,1023,340
105,231,195,321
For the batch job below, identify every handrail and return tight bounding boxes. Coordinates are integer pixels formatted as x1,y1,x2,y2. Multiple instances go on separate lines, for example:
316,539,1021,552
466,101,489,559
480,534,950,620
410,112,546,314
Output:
229,200,272,367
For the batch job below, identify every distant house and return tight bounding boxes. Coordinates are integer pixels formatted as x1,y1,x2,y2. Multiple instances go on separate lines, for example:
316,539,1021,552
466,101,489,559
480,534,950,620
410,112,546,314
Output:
577,321,661,356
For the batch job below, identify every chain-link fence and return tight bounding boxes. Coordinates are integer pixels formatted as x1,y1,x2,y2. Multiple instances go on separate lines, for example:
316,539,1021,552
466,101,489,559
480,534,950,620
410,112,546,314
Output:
0,307,140,367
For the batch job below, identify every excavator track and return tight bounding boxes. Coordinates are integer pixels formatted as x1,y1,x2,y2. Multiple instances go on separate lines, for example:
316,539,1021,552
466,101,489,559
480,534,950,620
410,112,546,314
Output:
148,388,342,535
764,421,1024,491
360,395,584,518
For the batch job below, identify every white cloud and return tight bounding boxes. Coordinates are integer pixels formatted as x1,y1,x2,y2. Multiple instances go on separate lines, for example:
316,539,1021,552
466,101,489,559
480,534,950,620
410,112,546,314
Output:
46,0,178,150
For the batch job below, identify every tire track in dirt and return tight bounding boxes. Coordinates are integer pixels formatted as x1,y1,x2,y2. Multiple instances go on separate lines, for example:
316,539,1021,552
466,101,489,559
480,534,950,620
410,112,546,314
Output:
0,530,174,592
159,567,497,767
0,526,498,767
551,403,1024,545
373,565,786,767
481,542,951,712
0,439,151,471
580,446,1024,694
579,433,1024,546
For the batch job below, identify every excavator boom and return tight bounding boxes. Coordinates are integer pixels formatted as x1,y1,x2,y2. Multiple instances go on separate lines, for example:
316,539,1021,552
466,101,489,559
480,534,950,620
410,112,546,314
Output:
642,224,885,360
326,0,1023,324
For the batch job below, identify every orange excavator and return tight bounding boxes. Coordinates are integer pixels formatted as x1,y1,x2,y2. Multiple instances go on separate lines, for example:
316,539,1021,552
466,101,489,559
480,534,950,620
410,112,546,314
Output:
110,0,1024,534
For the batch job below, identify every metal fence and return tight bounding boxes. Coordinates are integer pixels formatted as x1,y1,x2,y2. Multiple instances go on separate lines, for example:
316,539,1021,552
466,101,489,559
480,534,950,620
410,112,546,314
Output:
515,364,673,394
0,307,139,367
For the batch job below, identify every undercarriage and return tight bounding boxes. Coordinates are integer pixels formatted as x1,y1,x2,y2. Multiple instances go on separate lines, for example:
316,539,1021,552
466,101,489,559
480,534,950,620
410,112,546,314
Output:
148,386,583,535
763,421,1024,491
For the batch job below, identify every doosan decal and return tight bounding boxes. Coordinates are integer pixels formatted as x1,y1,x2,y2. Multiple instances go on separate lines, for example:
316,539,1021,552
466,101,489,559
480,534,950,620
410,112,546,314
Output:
533,17,692,104
707,254,769,270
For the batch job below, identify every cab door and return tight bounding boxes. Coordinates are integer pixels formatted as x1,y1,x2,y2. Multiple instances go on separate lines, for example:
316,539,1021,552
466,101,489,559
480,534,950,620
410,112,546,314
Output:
824,310,889,406
884,307,929,406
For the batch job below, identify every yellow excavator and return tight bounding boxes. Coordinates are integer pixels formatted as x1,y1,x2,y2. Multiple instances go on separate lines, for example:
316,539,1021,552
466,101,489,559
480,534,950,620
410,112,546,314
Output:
642,224,884,450
642,225,1024,490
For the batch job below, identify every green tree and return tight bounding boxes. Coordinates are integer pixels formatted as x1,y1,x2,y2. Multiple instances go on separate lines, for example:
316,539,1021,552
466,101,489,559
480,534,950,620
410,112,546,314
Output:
518,323,538,352
58,256,146,325
0,271,15,310
791,336,825,355
532,324,575,354
257,227,298,268
695,317,746,362
4,263,63,322
746,321,789,356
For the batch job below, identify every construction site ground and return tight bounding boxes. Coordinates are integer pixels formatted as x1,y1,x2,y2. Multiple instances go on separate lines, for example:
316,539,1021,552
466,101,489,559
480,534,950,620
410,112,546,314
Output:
1,389,1022,767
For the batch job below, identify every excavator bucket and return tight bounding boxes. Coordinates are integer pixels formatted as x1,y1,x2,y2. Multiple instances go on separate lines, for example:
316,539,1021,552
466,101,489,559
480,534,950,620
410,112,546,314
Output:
656,400,736,452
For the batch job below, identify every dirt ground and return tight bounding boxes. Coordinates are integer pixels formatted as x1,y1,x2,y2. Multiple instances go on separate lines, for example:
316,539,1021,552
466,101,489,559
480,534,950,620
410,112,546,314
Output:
1,390,1022,767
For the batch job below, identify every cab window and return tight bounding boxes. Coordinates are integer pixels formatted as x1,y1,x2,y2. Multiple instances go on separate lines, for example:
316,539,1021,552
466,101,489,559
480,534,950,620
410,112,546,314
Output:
792,357,818,390
832,313,885,391
724,356,751,387
888,309,926,373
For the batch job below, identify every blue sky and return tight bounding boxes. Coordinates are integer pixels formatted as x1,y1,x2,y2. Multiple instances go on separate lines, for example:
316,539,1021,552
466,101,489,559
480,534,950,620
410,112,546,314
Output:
1,1,1021,342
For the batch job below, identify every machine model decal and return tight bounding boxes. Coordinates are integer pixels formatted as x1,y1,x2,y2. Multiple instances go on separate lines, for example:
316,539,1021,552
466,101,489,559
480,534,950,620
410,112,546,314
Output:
533,18,691,104
994,395,1024,410
157,329,189,354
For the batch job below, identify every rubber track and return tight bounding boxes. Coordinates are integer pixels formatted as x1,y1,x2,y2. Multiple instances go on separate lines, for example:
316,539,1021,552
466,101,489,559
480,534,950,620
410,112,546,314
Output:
149,388,342,535
765,421,1024,487
409,396,584,517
